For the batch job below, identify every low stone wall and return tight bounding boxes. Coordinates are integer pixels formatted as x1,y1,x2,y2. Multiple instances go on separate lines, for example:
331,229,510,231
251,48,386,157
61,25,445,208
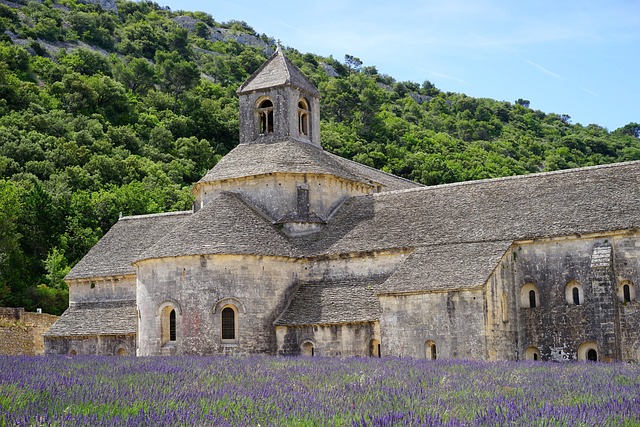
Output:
0,307,59,355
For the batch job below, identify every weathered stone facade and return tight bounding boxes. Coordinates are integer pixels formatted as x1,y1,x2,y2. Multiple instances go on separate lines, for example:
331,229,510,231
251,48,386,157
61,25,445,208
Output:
0,307,58,355
45,49,640,362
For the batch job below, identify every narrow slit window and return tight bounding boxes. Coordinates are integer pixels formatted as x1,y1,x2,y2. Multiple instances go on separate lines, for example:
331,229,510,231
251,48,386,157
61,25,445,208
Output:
624,284,631,303
169,309,176,341
572,287,580,305
529,290,537,308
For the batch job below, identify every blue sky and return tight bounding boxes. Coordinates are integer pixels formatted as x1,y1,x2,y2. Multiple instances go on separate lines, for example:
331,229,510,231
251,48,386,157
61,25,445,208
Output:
159,0,639,131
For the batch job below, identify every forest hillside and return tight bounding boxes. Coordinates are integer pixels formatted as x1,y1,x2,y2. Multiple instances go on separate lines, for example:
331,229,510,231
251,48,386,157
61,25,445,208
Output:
0,0,638,314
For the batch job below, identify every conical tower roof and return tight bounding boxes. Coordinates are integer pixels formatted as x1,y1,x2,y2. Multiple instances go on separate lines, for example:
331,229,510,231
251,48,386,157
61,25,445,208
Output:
236,47,320,96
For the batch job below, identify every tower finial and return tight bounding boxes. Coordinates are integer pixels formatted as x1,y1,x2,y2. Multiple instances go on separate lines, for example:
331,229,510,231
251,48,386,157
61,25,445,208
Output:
276,40,282,53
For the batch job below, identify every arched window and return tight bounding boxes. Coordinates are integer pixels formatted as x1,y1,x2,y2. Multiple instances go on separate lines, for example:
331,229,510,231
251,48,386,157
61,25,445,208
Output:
425,340,437,360
369,339,380,357
301,341,314,356
169,309,176,341
624,284,631,303
298,98,310,137
257,99,274,134
572,287,580,305
525,346,541,361
520,283,539,308
618,281,635,303
160,305,179,346
565,281,583,306
529,290,536,308
221,306,237,341
577,341,598,362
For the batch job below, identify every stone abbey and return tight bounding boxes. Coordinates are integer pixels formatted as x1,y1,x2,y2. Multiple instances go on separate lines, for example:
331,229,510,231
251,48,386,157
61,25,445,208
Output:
45,49,640,362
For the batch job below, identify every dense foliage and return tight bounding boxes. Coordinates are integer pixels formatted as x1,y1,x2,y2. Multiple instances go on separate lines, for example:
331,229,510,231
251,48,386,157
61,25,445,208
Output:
0,0,638,314
2,355,640,426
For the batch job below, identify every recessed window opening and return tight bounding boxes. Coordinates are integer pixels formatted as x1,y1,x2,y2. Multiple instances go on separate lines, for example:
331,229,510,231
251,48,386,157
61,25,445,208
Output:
565,281,583,306
425,340,437,360
161,304,179,346
529,290,536,308
624,284,631,303
301,341,314,357
369,339,380,357
169,309,176,341
525,346,541,361
521,283,539,308
221,307,236,340
257,99,274,134
298,98,310,137
587,349,598,361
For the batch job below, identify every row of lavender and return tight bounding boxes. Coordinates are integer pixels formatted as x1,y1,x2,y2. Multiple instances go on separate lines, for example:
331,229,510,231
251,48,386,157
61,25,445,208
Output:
1,355,639,426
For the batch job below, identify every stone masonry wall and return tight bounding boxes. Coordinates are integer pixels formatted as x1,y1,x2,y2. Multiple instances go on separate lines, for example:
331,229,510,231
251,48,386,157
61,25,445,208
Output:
276,322,379,357
378,289,486,359
0,308,59,355
506,232,640,362
45,334,135,356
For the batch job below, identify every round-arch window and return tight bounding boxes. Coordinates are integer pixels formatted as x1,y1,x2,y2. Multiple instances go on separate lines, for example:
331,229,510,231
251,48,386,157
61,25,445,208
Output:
298,98,310,137
587,349,598,361
257,99,274,134
529,290,536,308
221,307,236,340
301,341,314,356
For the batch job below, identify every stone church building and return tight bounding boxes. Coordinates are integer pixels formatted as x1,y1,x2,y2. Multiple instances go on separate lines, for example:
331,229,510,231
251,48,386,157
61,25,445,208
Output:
45,50,640,362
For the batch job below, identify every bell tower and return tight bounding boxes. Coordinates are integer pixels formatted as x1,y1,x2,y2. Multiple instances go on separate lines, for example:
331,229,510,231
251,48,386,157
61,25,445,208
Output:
236,47,321,147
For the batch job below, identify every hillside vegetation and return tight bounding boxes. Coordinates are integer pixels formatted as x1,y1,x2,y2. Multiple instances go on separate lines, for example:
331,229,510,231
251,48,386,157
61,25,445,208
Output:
0,0,638,314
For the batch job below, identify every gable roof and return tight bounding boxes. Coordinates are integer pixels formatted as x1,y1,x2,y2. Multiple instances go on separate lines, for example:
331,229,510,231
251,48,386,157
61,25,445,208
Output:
300,160,640,256
66,211,192,280
274,275,389,326
137,191,295,262
198,138,422,192
44,301,136,337
237,48,320,96
378,241,512,295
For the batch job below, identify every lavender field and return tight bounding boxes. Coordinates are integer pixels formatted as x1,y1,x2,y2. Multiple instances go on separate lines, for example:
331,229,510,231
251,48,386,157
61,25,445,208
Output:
1,356,640,426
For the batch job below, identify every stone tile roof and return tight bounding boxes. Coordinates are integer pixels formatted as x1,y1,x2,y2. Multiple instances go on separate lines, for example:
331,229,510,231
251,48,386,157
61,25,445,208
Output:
44,301,136,337
198,138,422,192
66,211,192,280
237,48,320,96
137,192,296,261
327,152,423,191
301,161,640,256
378,241,512,295
274,275,389,326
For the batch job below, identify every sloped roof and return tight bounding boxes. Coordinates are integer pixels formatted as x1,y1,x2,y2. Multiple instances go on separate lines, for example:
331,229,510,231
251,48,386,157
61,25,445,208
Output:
274,275,389,326
198,138,422,192
44,301,136,337
378,241,512,295
300,161,640,256
137,192,295,261
66,211,192,280
237,48,320,96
